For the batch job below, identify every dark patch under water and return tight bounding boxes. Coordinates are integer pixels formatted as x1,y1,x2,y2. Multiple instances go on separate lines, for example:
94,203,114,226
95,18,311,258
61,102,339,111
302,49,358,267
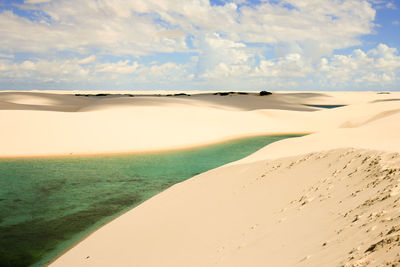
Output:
0,194,141,267
0,134,301,266
305,104,346,109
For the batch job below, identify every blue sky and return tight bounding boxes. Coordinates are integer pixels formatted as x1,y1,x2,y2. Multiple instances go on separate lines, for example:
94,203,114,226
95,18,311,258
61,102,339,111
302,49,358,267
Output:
0,0,399,91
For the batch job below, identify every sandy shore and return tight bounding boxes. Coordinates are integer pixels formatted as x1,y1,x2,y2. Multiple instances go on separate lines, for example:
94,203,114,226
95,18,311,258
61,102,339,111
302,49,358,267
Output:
2,91,400,266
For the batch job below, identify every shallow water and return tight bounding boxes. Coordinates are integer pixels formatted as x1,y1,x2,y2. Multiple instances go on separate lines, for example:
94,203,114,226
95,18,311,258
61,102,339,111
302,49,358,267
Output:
0,134,301,266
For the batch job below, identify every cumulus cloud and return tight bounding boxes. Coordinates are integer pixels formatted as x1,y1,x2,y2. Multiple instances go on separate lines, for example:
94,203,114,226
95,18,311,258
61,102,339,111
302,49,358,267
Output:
136,63,192,83
255,53,313,78
0,0,376,57
317,44,400,88
196,33,254,78
0,55,191,86
385,2,397,9
0,58,89,82
192,43,400,89
96,60,138,74
0,2,188,55
24,0,52,3
3,43,396,90
0,0,398,90
78,55,96,65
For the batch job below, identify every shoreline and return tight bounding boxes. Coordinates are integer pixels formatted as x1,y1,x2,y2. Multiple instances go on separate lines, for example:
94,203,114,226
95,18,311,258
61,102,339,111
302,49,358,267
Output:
1,134,301,267
50,147,400,267
0,132,309,160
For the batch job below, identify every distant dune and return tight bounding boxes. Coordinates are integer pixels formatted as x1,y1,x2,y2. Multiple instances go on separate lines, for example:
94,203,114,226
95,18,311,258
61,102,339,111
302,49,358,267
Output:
1,91,399,157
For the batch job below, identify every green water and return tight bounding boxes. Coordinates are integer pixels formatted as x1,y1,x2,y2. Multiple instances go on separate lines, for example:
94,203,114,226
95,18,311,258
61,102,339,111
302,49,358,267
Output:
0,134,301,267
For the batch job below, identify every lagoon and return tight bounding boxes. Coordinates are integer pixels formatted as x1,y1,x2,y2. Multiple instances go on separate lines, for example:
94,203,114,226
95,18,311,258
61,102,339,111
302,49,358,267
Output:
0,134,301,267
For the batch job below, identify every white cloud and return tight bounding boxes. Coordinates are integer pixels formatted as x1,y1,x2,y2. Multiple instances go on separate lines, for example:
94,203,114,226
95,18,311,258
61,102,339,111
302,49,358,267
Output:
386,2,397,9
24,0,52,4
137,62,190,82
0,58,90,82
0,1,398,90
0,0,376,58
234,0,375,58
191,43,400,89
255,53,313,78
196,33,254,78
0,2,188,55
96,60,138,74
317,44,400,87
0,53,14,59
78,55,96,65
1,43,398,89
368,0,395,9
0,56,191,85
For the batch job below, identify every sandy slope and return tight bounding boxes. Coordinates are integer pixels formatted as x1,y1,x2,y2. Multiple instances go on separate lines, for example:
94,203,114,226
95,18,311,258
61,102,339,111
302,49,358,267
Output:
51,148,400,267
50,117,400,266
236,111,400,165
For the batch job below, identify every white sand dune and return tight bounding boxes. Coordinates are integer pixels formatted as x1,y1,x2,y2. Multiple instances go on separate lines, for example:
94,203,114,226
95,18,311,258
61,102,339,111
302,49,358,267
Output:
0,91,399,157
236,110,400,164
52,148,400,267
1,91,400,266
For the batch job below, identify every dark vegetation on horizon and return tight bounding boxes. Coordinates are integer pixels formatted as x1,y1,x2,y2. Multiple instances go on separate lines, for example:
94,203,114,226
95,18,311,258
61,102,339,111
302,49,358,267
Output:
213,91,272,96
75,93,134,97
74,91,272,98
259,91,272,96
213,92,249,96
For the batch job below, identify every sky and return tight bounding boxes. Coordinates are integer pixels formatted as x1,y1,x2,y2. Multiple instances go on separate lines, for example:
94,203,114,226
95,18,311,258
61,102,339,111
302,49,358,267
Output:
0,0,399,91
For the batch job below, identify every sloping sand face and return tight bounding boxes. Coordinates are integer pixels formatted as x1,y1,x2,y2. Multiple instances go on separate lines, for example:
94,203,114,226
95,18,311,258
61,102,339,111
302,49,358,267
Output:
51,148,400,267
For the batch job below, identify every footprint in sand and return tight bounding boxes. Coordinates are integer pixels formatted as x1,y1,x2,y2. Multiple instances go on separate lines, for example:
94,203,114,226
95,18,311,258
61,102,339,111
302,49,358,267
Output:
300,255,311,262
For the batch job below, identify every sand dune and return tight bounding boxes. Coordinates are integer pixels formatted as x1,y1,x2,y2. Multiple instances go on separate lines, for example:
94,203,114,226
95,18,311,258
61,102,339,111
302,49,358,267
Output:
0,91,399,157
2,91,400,266
236,111,400,165
51,148,400,266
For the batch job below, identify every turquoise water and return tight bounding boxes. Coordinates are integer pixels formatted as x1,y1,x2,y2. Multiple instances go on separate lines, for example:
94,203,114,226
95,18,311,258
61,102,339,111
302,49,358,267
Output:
0,134,301,267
